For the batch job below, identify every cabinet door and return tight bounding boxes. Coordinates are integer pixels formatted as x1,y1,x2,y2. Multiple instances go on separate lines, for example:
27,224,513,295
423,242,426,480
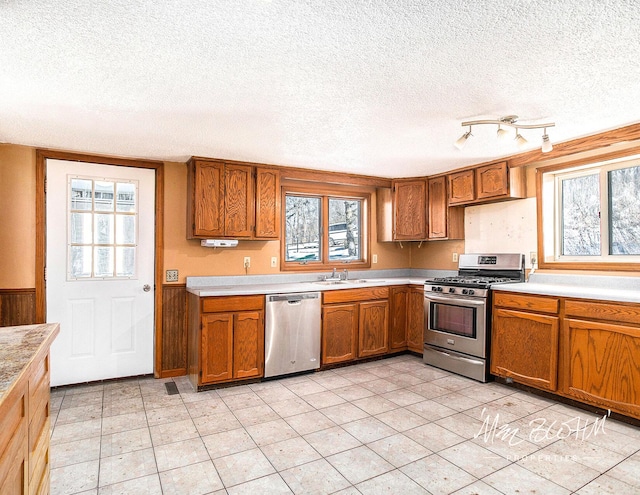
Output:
407,287,425,353
393,180,427,240
476,161,509,200
428,176,447,239
448,170,475,205
255,168,280,239
190,161,224,237
224,164,254,237
0,382,28,495
201,313,234,383
359,300,389,358
563,318,640,418
233,311,264,379
389,287,408,351
491,308,559,391
322,304,358,365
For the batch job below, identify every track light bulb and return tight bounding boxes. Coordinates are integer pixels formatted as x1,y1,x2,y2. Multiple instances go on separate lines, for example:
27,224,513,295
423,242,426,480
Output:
541,132,553,153
496,125,509,140
514,131,528,148
454,129,472,150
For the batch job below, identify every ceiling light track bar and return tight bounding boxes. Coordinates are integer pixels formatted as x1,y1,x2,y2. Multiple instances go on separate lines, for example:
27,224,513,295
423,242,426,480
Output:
460,119,555,130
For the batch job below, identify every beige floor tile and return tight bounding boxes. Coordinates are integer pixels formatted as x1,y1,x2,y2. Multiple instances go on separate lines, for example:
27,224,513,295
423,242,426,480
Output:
406,399,457,420
483,463,571,494
99,473,163,495
233,403,280,427
303,425,362,457
385,373,425,388
101,427,152,457
431,375,476,392
202,427,257,459
226,473,293,495
350,395,399,416
102,397,146,418
436,412,492,440
269,397,315,417
302,390,346,409
213,447,276,487
283,378,328,396
145,403,191,426
439,441,510,478
260,436,322,471
360,378,402,394
56,403,104,425
185,397,230,418
408,366,450,382
320,402,369,425
60,389,104,408
310,372,353,390
367,433,431,468
158,460,224,494
253,384,298,403
50,435,101,469
285,410,337,435
516,451,600,491
153,437,210,472
50,418,102,445
50,459,99,494
193,410,242,436
605,452,640,488
407,382,450,399
222,391,266,410
335,369,380,384
246,418,300,446
102,411,148,435
544,435,626,472
98,448,157,487
375,407,429,432
149,418,199,446
141,393,185,411
450,480,505,495
575,473,638,494
355,469,429,494
432,391,483,412
342,416,397,443
327,445,394,484
381,389,426,407
280,458,350,494
400,454,478,494
332,384,376,401
406,423,466,452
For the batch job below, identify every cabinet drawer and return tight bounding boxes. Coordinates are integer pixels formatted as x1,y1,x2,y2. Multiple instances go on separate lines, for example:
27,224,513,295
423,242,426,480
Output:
202,295,264,313
565,299,640,325
493,292,559,314
323,287,389,304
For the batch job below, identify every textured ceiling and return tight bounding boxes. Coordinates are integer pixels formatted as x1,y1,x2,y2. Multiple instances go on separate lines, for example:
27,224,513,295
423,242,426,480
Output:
1,1,639,177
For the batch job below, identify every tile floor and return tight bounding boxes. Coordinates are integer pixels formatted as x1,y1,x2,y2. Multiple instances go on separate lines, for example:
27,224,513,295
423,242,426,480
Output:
49,355,640,494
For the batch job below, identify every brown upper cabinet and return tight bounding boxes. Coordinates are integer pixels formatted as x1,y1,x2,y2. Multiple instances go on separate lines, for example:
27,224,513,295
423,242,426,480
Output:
388,177,463,242
187,158,280,239
448,161,525,206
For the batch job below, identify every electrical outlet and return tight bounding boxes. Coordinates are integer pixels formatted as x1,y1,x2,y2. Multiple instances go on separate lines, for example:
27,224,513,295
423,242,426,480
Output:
372,254,378,264
452,252,458,262
166,269,179,282
243,257,251,269
530,251,538,265
270,256,277,268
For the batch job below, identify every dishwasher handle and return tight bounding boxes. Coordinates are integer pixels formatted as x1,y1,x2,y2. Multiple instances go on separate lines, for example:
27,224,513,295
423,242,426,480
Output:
267,292,320,303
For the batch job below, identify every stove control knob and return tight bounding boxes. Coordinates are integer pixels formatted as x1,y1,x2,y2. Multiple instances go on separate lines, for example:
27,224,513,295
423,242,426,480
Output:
437,286,443,292
468,289,475,295
448,288,456,293
462,289,469,295
431,286,438,292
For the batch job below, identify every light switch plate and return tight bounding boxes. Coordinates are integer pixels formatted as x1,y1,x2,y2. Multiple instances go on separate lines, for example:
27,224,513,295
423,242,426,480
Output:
271,257,278,267
166,269,179,282
452,252,458,262
372,254,378,264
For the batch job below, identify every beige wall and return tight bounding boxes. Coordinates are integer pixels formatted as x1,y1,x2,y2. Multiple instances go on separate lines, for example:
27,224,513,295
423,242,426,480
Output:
0,145,36,288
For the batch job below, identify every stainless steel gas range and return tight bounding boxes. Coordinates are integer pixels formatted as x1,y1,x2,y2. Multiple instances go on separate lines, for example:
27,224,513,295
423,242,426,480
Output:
423,253,525,382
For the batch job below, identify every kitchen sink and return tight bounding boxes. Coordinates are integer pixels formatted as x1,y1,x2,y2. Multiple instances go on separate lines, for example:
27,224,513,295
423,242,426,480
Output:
314,280,348,285
345,279,386,284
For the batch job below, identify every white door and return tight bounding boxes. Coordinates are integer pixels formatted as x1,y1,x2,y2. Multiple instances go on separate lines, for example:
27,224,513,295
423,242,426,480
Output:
46,159,156,387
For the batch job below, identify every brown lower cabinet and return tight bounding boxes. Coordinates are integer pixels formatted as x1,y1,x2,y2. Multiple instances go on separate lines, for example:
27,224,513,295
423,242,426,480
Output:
492,290,640,420
188,293,264,388
389,285,425,353
407,286,425,353
321,287,389,365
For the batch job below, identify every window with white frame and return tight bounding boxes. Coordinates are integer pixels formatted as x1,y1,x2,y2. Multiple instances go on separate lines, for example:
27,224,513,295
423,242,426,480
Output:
540,156,640,265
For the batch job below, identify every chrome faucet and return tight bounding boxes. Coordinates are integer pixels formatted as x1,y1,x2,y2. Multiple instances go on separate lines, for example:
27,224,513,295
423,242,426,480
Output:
332,267,337,278
341,269,348,280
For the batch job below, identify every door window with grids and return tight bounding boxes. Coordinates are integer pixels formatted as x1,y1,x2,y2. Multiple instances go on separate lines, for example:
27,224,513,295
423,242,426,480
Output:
68,176,138,279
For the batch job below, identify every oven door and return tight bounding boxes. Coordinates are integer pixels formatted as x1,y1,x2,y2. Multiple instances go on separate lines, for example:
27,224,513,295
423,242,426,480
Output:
423,291,487,358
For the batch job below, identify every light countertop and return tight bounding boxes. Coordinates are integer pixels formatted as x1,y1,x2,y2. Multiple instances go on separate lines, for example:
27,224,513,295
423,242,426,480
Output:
0,323,60,402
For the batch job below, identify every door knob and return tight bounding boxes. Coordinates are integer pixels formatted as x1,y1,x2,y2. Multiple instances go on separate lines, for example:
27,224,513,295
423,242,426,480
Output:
143,284,151,292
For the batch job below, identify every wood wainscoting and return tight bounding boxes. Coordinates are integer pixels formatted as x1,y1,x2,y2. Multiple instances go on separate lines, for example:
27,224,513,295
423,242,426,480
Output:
161,284,188,377
0,288,36,326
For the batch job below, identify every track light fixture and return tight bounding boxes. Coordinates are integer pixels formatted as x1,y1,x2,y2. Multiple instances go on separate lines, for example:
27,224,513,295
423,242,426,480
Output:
454,115,555,153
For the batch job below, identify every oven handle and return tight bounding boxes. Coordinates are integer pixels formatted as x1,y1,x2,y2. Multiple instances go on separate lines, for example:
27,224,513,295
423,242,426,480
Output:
424,292,486,307
426,347,485,366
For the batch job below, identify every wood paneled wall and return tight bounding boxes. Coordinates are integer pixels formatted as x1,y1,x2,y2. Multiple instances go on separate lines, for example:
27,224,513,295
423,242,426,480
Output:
0,289,36,326
161,284,188,377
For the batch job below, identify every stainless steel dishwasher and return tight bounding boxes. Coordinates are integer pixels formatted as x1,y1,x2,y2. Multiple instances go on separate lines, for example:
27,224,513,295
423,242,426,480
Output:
264,292,321,378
